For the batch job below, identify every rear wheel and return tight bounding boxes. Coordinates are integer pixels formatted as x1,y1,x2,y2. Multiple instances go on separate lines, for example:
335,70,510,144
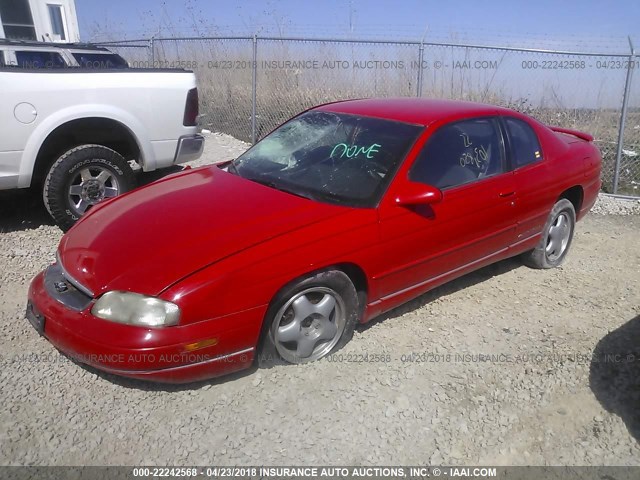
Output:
522,198,576,269
258,270,359,366
43,145,136,231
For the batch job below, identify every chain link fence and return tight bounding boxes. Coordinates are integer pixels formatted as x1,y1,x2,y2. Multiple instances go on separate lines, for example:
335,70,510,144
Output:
95,39,152,64
97,36,640,197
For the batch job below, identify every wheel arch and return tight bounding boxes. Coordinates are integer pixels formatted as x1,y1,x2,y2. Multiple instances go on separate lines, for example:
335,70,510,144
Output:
271,262,369,312
31,117,141,187
18,106,154,188
255,261,369,365
256,262,370,343
558,185,584,218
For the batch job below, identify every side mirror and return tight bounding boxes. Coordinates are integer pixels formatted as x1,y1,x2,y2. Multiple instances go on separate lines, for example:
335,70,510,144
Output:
394,182,443,206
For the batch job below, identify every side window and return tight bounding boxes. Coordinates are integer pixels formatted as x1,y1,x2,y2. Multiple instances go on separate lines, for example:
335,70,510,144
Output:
15,50,66,69
410,118,504,189
505,117,542,168
72,53,129,69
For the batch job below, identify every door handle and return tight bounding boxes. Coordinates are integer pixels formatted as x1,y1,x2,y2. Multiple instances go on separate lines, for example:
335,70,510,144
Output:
499,191,515,197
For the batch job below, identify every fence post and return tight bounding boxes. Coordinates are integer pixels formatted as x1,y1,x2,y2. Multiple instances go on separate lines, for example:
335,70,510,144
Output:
251,35,258,144
613,36,636,194
149,36,155,64
416,41,424,97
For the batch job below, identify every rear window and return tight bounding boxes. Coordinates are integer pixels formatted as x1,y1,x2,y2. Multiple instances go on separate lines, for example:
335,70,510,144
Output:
15,50,66,69
72,52,129,69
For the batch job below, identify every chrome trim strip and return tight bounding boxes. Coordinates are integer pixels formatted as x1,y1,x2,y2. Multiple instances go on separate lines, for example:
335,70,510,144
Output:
55,251,95,298
511,232,540,248
100,347,255,375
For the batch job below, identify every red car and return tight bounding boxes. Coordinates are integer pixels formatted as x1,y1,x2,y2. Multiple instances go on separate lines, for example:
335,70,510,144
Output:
27,98,602,383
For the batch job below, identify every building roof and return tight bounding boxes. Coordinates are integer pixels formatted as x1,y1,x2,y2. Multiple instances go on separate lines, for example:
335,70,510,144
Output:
0,38,109,51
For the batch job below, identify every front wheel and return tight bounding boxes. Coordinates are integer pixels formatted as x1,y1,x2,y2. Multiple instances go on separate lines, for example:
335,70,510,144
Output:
522,198,576,269
43,145,136,231
258,270,359,366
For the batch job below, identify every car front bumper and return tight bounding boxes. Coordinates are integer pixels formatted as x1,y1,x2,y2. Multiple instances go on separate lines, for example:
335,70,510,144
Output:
173,134,205,165
26,267,262,384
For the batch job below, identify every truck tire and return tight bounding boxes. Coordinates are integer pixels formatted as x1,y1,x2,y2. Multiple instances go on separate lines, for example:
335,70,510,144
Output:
43,145,136,231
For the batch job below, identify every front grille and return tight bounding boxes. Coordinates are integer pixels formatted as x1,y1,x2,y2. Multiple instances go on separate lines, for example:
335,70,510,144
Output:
44,264,93,311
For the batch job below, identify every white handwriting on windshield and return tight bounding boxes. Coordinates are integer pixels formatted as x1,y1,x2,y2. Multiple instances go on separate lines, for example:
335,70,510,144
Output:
330,143,382,159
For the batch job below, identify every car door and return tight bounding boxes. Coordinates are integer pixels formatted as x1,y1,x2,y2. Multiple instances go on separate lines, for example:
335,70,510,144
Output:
374,116,518,303
501,116,550,246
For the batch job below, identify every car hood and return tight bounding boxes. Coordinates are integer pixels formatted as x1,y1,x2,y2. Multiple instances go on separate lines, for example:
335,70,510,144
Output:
58,166,349,297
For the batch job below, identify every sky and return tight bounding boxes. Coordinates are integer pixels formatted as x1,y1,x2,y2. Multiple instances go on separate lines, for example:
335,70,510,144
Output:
76,0,640,53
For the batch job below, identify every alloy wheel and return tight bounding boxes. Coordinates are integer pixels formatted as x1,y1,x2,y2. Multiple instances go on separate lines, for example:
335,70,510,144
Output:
273,287,346,363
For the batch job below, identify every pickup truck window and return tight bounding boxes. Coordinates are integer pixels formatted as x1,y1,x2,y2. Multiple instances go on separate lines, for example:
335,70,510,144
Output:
505,117,543,168
410,118,504,189
72,53,129,69
15,50,66,69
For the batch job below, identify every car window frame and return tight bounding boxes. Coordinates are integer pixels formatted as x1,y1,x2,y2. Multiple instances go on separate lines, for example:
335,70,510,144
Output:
408,115,508,192
500,115,545,171
70,51,129,69
13,49,67,69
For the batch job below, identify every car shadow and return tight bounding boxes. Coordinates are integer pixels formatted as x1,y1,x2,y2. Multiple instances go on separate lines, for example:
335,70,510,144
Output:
357,255,524,334
0,168,186,234
0,188,57,233
65,352,259,393
589,314,640,441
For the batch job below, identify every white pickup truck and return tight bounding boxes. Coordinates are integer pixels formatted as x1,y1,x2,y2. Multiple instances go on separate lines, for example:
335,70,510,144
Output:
0,54,204,230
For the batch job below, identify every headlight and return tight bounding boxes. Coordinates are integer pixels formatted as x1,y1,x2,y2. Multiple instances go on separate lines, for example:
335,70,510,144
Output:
91,291,180,327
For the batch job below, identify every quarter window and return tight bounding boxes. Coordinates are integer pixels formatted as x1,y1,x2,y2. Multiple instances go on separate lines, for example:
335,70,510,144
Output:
504,117,542,168
15,50,66,69
410,118,504,189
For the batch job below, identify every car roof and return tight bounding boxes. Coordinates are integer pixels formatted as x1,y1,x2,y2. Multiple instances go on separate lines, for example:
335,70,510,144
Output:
315,98,515,126
0,39,110,52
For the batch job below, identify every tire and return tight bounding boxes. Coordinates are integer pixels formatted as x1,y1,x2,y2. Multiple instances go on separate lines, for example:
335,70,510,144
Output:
43,145,136,231
258,270,359,367
522,198,576,269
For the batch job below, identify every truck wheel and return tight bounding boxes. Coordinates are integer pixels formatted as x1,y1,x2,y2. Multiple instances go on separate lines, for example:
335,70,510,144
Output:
43,145,136,231
522,198,576,269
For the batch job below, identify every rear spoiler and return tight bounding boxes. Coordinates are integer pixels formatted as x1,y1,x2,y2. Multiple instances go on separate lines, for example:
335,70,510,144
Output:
550,126,594,142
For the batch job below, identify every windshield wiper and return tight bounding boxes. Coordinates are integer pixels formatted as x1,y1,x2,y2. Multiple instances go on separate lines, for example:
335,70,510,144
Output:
246,177,318,202
227,161,240,176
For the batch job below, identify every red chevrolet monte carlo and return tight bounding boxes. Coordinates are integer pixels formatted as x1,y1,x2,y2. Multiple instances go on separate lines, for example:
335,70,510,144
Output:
27,98,602,383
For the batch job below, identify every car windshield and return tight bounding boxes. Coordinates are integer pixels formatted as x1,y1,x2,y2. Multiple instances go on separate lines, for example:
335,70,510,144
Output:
229,111,423,207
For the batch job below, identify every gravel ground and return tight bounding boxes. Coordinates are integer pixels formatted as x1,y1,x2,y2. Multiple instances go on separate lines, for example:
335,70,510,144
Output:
0,133,639,466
